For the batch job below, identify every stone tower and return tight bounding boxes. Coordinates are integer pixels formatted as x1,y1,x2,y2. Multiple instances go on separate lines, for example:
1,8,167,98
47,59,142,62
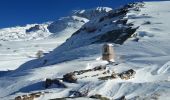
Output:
102,44,115,62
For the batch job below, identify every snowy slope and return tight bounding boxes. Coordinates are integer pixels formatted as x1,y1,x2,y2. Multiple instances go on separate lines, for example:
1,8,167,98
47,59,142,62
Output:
0,1,170,100
0,16,87,41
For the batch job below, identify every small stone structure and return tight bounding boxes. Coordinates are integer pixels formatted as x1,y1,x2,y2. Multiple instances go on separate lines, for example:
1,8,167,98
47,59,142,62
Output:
102,44,115,62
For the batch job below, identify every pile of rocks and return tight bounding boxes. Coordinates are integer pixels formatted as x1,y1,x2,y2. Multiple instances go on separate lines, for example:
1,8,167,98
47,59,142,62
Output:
15,92,42,100
73,65,106,75
98,69,136,80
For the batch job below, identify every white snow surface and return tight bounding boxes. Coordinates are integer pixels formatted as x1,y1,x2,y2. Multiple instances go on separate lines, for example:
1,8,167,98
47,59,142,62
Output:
0,1,170,100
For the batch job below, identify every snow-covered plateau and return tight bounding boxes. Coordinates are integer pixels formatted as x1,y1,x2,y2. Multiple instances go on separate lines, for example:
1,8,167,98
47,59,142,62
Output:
0,1,170,100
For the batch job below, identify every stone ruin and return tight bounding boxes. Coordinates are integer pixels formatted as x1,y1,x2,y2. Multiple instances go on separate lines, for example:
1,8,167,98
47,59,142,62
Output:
102,44,115,62
15,92,42,100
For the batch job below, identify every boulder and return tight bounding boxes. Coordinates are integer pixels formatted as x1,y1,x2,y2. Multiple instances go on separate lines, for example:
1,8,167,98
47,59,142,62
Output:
63,73,77,83
69,91,84,97
45,78,67,88
15,96,22,100
118,69,136,80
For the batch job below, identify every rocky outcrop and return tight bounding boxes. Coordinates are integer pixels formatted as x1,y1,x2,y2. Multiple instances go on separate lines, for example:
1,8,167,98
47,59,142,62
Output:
69,90,88,97
60,3,142,51
45,78,67,88
98,73,117,80
62,73,77,83
15,92,42,100
26,25,41,33
118,69,136,80
73,65,106,75
90,94,110,100
98,69,136,80
93,26,139,45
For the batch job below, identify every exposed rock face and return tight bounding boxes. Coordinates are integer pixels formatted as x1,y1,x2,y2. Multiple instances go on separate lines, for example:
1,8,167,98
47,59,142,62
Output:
15,92,42,100
26,25,41,33
116,96,126,100
69,90,88,97
73,65,106,75
62,73,77,83
119,69,136,80
93,26,139,45
98,72,117,80
99,69,136,80
74,7,113,20
45,78,67,88
90,94,109,100
57,3,141,51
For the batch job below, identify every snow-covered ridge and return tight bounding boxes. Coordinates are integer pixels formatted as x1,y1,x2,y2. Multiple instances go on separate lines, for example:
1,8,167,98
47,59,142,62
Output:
73,7,113,19
0,15,87,42
0,23,50,41
0,7,116,42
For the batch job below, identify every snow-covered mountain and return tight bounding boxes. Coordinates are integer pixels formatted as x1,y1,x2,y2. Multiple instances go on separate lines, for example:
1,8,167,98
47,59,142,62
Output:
0,1,170,100
0,15,87,41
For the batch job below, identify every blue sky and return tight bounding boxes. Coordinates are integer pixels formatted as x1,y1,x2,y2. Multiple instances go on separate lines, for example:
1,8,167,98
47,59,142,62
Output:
0,0,162,28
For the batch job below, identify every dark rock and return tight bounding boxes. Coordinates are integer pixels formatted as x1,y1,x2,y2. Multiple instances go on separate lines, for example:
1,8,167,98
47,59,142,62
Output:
93,26,139,45
127,23,134,26
43,59,48,65
63,73,77,83
45,78,53,88
99,17,105,22
114,27,139,44
142,21,151,25
116,96,126,100
90,94,109,100
86,27,97,33
93,65,106,71
45,78,67,88
69,91,84,97
26,25,40,33
132,38,139,42
98,73,117,80
50,98,67,100
15,96,22,100
116,19,128,25
30,92,42,98
118,69,136,80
